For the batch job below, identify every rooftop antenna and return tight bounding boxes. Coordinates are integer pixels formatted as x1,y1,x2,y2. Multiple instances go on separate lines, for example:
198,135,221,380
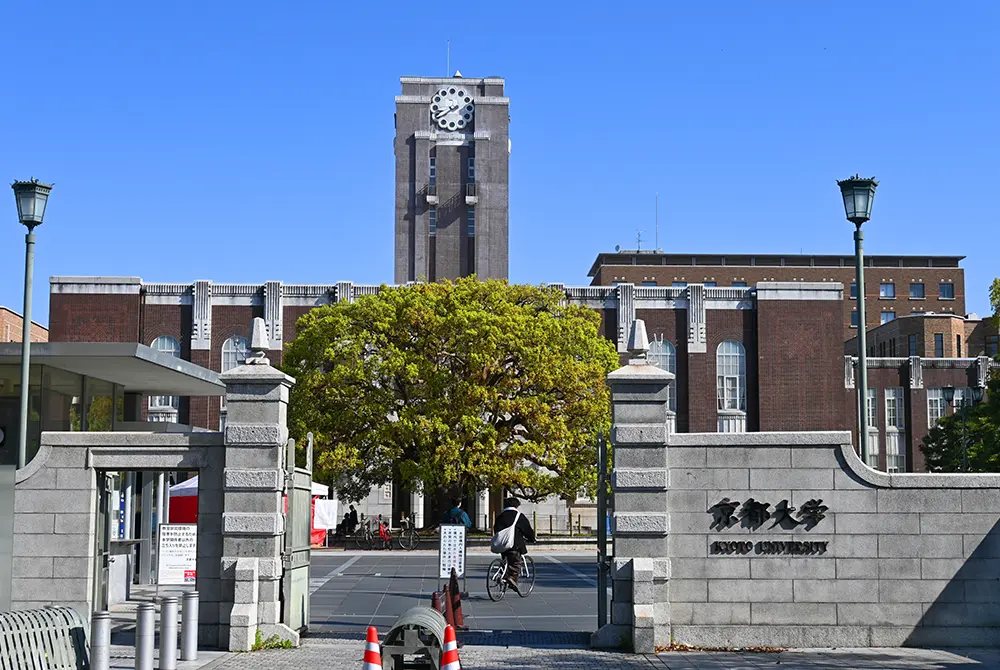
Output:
636,230,643,252
655,192,659,250
447,40,450,76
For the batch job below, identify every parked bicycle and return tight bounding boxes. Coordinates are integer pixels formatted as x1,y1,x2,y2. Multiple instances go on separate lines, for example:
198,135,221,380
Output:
485,555,536,601
397,513,420,551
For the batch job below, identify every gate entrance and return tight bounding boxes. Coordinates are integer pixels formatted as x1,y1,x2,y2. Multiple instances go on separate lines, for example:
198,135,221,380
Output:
282,434,313,632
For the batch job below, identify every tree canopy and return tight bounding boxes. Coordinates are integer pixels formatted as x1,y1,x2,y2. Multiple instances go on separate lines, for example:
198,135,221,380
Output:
282,278,620,502
921,375,1000,472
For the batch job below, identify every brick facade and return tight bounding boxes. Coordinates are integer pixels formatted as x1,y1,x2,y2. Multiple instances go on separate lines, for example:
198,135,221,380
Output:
589,252,966,342
48,277,996,473
0,306,48,343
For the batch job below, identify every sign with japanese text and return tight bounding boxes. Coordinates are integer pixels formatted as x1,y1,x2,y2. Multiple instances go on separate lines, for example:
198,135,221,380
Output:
156,523,197,585
438,523,467,578
707,496,830,556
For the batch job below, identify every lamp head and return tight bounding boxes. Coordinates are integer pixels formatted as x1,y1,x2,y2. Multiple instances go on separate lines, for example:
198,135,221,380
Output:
837,174,878,226
11,178,54,229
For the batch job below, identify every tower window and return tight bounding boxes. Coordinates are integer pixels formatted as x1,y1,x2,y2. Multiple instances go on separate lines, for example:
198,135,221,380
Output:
429,207,437,235
467,208,475,237
468,157,475,183
429,155,436,186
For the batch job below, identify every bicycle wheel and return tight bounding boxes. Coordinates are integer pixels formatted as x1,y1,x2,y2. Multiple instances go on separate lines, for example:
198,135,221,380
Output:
518,556,536,597
398,529,420,551
486,559,507,602
354,530,367,550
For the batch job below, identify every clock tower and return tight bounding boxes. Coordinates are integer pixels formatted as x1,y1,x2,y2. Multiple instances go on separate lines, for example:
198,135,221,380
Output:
394,74,510,283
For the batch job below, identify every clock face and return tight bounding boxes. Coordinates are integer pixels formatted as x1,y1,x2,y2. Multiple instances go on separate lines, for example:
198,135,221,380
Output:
431,87,474,130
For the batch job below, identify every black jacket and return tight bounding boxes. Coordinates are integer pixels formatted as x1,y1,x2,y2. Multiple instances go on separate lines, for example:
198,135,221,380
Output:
493,508,536,554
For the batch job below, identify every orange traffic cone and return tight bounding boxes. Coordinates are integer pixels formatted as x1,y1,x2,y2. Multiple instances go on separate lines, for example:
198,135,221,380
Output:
363,626,382,670
441,624,461,670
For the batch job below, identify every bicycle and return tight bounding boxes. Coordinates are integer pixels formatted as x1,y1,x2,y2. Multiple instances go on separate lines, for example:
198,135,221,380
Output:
375,515,394,551
352,517,376,550
486,554,535,601
397,513,420,551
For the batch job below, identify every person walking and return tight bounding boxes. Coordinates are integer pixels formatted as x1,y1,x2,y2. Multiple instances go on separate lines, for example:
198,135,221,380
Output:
348,504,359,534
442,498,472,528
492,497,535,594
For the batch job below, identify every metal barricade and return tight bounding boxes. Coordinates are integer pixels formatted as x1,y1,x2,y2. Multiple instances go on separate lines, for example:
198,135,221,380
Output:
0,606,90,669
380,606,448,669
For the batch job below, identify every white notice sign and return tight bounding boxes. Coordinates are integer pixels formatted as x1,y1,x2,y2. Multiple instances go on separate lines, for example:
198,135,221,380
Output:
438,524,467,578
157,524,197,585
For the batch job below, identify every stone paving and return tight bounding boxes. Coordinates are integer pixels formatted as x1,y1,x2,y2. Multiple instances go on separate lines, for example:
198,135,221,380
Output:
202,640,1000,669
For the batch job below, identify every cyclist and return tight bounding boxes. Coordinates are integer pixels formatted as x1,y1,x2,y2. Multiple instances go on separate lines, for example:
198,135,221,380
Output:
492,497,535,594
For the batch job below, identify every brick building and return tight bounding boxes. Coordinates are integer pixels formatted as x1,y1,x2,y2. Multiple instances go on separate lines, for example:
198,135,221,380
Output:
46,274,999,490
0,306,48,343
589,251,966,342
49,277,853,434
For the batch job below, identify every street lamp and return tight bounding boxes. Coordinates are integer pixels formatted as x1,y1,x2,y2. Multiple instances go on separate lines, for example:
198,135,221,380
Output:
838,174,878,466
942,385,986,472
11,178,53,469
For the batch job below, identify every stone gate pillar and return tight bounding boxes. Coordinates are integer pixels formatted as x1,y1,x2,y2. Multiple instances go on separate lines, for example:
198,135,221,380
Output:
594,320,673,653
219,318,298,651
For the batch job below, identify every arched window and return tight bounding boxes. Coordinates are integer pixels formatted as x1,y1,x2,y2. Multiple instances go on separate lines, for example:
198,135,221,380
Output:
648,336,677,412
149,336,181,415
222,336,248,372
716,340,746,412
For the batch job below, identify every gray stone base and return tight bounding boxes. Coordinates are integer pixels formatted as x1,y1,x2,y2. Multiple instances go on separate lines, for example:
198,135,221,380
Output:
257,623,301,648
590,623,630,650
669,625,1000,648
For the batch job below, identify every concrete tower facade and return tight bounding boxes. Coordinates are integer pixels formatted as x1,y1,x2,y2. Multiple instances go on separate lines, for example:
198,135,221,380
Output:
394,75,509,283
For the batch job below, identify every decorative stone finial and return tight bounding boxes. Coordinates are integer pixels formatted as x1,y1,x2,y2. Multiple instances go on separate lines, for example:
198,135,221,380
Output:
245,317,271,365
627,319,650,364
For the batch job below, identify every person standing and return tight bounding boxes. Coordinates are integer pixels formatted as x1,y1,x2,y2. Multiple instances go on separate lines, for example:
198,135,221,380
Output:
443,498,471,528
348,504,359,534
492,497,535,594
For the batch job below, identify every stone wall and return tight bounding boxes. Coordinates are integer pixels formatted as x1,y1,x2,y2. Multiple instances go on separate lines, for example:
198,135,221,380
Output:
600,351,1000,651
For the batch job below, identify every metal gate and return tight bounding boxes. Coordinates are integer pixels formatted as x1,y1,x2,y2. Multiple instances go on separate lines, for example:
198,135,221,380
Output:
282,433,313,632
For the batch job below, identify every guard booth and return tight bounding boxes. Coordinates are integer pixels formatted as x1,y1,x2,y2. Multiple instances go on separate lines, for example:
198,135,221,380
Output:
1,327,313,651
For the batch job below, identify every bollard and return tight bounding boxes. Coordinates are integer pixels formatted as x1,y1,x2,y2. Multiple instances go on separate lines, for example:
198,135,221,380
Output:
181,591,199,661
90,611,111,670
549,515,553,536
431,591,441,613
532,511,537,533
577,514,582,535
159,596,179,670
136,602,156,670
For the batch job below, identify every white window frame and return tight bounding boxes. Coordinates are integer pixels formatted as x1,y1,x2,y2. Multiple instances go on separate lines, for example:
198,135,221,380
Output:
220,335,248,422
648,336,677,413
717,340,747,433
884,387,905,473
149,336,181,420
865,387,880,468
927,389,946,427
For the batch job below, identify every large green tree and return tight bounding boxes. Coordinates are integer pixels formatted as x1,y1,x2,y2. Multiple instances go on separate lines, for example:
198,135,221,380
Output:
282,278,620,502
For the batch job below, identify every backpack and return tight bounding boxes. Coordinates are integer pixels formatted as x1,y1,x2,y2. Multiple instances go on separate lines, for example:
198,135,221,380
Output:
490,511,521,554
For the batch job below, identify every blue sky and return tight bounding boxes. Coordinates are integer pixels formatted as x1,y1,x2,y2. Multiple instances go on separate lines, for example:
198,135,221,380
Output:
2,2,997,325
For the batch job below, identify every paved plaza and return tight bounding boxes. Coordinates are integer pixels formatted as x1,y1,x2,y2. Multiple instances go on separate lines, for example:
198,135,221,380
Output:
309,550,605,632
203,639,1000,669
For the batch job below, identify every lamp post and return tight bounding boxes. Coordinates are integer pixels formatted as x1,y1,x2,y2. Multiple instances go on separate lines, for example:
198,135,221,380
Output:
838,175,878,466
942,385,986,472
11,178,53,469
